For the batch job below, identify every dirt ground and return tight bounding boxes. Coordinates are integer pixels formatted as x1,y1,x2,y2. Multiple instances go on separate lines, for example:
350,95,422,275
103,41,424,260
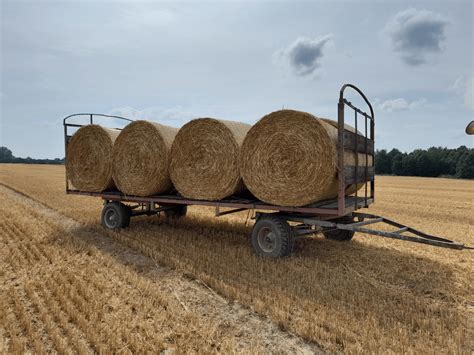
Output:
0,164,473,353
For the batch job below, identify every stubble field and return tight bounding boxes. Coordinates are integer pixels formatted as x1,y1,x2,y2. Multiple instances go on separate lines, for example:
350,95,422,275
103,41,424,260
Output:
0,164,473,353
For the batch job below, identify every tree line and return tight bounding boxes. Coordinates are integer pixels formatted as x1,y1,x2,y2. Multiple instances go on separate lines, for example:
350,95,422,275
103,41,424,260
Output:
375,146,473,179
0,146,64,165
1,145,472,178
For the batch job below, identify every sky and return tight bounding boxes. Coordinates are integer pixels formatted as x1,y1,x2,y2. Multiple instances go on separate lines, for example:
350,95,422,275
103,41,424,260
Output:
0,0,473,159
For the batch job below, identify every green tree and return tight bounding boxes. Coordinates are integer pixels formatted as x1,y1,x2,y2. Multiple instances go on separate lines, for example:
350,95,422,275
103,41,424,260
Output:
375,149,392,174
456,151,474,179
0,146,14,161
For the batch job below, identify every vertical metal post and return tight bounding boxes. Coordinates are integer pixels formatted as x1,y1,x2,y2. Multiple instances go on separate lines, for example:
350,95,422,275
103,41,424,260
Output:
364,114,368,207
370,117,375,201
90,114,93,124
337,100,345,215
354,110,358,209
64,123,69,191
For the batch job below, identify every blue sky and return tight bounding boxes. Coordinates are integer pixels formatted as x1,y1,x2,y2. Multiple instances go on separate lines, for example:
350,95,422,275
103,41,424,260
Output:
1,0,473,158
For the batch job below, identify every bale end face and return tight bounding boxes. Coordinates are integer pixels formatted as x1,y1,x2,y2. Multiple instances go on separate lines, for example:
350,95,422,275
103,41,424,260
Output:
66,124,119,192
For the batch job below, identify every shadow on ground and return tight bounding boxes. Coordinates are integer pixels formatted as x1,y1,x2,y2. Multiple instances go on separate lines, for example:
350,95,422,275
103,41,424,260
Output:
52,213,464,350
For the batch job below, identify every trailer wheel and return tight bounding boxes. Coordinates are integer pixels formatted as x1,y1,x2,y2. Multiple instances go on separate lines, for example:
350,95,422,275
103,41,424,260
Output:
101,201,131,229
323,216,354,241
164,205,187,219
251,214,295,257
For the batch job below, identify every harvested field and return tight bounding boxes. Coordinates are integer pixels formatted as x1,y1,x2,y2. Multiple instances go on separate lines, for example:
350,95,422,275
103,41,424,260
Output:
1,163,473,353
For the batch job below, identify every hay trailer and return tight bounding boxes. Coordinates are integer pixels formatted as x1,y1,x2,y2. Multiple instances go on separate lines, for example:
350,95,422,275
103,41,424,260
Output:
63,84,471,257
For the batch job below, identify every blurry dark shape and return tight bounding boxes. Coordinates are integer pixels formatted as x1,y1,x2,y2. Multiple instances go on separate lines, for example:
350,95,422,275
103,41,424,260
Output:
0,146,64,164
466,121,474,135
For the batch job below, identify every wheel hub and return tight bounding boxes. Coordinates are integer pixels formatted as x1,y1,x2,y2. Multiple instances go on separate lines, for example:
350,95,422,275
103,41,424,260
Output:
257,227,276,253
105,209,117,228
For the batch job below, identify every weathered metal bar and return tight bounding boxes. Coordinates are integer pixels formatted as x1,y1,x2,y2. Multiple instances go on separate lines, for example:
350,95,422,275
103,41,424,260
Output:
393,227,408,234
215,207,248,217
66,189,343,215
344,166,375,185
342,99,373,120
344,226,465,250
343,131,374,154
364,113,368,207
345,217,383,227
354,109,359,209
352,212,467,244
337,99,346,215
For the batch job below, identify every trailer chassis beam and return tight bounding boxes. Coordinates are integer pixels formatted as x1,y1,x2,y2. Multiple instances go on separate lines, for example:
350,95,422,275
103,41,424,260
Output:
281,213,471,250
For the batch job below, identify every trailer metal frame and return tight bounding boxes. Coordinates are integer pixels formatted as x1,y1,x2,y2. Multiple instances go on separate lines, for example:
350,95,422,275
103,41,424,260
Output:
63,84,471,256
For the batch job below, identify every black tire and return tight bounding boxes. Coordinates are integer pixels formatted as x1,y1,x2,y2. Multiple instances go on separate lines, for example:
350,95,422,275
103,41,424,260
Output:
101,201,131,229
251,214,295,257
323,216,354,241
164,205,187,219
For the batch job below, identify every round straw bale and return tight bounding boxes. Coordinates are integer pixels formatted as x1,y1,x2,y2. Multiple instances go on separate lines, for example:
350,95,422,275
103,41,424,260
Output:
170,118,251,200
112,120,178,196
66,124,119,192
240,110,373,207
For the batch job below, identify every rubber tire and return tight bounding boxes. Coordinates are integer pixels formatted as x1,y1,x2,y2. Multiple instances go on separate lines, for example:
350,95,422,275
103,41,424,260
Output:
164,205,187,219
251,214,295,257
101,201,131,229
323,216,355,241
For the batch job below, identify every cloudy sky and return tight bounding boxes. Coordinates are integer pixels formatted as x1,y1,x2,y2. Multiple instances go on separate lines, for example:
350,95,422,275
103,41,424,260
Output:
1,0,472,158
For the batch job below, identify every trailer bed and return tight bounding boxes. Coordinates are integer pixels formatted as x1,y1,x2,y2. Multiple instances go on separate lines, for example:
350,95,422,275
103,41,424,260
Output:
67,189,373,216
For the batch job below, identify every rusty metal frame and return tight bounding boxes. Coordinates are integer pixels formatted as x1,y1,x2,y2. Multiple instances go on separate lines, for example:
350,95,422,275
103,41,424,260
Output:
337,84,375,216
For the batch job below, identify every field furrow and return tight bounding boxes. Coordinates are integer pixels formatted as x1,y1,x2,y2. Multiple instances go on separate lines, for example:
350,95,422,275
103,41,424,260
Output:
0,169,318,353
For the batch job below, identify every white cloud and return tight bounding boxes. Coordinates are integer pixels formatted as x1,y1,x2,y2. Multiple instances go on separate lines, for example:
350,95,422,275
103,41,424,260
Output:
385,8,448,66
276,34,333,76
108,106,195,127
464,77,473,110
449,75,473,110
379,98,426,112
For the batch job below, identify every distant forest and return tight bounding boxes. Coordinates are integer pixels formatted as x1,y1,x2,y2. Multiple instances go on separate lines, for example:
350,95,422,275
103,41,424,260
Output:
375,146,473,179
0,147,64,165
1,145,473,179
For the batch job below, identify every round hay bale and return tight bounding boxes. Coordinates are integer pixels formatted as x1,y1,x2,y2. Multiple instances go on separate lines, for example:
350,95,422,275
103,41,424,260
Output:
170,118,251,200
112,120,178,196
240,110,373,207
66,124,119,192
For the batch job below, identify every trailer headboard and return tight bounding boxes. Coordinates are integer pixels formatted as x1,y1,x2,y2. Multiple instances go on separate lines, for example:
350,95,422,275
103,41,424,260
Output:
337,84,375,215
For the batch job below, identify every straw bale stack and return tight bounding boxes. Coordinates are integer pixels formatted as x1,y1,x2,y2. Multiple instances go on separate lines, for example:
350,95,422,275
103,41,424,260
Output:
66,125,119,192
170,118,251,200
240,110,373,206
112,120,178,196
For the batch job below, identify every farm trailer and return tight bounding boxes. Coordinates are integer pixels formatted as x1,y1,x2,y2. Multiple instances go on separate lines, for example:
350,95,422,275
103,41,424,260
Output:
63,84,472,257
